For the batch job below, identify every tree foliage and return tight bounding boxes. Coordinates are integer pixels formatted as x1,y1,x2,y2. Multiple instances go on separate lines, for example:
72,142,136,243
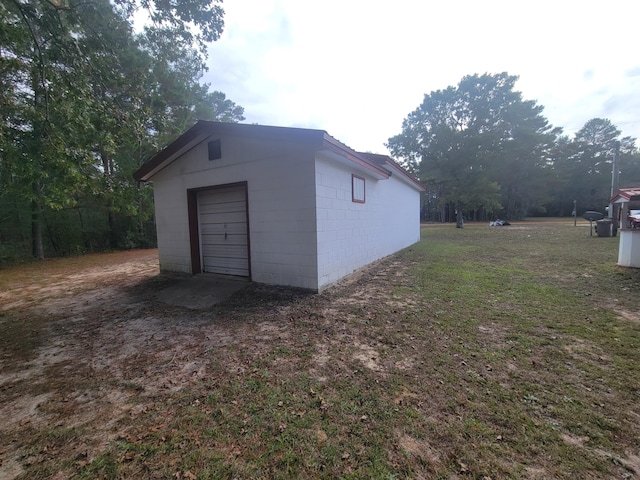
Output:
387,73,640,222
551,118,638,215
0,0,243,262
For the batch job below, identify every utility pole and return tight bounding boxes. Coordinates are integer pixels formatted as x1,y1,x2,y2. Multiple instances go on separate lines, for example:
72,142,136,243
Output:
609,142,620,235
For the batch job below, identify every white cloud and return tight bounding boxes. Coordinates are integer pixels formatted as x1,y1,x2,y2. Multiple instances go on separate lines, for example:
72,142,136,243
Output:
204,0,640,154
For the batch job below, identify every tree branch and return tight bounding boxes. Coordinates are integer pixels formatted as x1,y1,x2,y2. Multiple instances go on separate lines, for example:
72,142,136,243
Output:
10,0,50,124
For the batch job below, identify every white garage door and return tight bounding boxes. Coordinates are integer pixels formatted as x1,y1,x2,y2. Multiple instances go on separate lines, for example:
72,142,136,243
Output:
198,185,249,277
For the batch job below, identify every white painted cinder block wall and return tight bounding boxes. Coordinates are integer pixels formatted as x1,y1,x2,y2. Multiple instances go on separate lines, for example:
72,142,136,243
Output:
151,134,320,289
314,153,421,290
151,134,421,291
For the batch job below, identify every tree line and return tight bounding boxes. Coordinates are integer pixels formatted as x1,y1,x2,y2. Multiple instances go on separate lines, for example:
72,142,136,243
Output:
2,19,638,264
387,73,640,224
0,0,243,264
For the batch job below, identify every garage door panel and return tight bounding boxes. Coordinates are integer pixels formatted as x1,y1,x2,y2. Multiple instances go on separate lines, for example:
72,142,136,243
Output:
199,189,245,204
202,255,247,267
199,201,246,215
200,223,248,236
202,236,247,251
198,185,249,277
202,260,248,276
199,210,246,225
202,245,246,259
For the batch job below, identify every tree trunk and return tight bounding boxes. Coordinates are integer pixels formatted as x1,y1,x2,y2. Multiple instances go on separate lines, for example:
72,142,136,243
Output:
108,209,118,249
31,64,46,260
137,191,146,241
77,206,93,252
100,151,119,249
15,197,26,246
31,184,44,260
44,213,60,256
456,207,464,229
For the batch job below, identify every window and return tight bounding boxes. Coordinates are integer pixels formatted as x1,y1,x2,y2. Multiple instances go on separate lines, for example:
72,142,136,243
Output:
352,174,365,203
208,140,222,160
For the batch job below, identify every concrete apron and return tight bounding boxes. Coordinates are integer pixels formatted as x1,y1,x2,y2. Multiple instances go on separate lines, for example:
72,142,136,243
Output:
156,274,249,309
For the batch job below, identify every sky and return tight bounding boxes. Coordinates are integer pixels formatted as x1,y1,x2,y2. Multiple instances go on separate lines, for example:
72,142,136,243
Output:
204,0,640,155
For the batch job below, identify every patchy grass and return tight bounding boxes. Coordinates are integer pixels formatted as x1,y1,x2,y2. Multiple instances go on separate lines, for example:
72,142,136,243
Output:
1,223,640,479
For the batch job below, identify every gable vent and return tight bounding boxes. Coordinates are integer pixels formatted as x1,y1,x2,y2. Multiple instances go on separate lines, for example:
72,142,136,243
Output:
208,140,222,160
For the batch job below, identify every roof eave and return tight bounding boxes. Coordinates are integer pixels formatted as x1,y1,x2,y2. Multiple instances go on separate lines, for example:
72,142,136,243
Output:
612,187,640,204
321,134,390,179
133,121,404,184
133,122,212,182
133,121,327,182
381,160,426,192
356,152,425,191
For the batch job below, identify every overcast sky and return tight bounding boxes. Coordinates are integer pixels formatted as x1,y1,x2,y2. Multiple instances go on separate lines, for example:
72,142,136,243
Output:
204,0,640,155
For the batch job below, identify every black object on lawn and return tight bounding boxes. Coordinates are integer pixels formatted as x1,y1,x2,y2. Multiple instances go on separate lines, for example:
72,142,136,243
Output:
583,211,604,237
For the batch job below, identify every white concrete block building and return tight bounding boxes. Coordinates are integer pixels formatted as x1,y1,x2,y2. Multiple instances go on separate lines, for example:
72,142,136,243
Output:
134,121,425,291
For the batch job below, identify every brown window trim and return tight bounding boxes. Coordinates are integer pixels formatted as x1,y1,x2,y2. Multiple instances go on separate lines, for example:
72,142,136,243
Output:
352,174,365,203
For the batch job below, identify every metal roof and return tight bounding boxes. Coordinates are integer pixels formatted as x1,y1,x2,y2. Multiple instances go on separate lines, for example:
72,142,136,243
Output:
133,121,395,182
612,187,640,203
357,152,426,192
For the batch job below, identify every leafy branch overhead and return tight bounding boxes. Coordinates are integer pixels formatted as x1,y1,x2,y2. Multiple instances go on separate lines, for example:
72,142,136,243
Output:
123,0,224,46
0,0,243,259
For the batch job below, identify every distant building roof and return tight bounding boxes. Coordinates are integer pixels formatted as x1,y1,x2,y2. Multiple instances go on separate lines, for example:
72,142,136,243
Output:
612,188,640,203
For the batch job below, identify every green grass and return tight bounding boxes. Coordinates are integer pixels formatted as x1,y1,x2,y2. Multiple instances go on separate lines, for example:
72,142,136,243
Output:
4,221,640,479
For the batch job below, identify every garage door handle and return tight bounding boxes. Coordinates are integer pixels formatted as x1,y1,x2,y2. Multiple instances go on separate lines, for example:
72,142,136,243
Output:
225,232,228,240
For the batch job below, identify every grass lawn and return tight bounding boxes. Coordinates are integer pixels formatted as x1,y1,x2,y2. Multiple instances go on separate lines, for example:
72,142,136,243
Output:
1,220,640,479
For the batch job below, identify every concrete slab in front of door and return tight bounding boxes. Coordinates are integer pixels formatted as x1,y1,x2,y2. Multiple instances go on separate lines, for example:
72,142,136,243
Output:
157,274,249,309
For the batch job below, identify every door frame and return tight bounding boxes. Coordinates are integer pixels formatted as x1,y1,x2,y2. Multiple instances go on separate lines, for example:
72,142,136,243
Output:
187,181,250,277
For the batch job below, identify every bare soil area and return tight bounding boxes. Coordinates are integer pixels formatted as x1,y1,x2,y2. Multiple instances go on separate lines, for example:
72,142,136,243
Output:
0,250,167,477
0,249,419,479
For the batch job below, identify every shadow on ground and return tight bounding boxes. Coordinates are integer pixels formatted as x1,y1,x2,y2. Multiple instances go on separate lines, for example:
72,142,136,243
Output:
155,274,250,309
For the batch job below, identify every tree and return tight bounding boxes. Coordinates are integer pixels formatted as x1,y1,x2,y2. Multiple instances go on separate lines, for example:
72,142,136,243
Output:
0,0,242,260
387,73,560,221
549,118,637,215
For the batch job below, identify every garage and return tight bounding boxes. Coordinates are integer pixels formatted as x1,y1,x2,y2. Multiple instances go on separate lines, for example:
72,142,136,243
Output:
197,184,249,277
135,121,424,291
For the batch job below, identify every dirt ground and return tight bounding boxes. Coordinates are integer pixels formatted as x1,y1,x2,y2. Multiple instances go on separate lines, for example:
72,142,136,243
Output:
2,239,639,479
0,249,413,479
0,250,162,478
